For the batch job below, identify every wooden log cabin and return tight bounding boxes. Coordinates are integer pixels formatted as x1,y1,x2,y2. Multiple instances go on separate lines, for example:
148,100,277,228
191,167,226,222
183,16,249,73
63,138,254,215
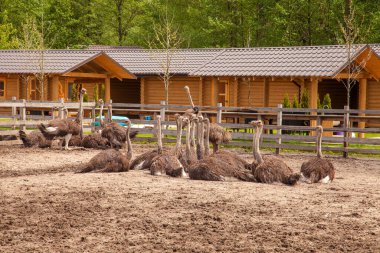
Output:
1,44,380,131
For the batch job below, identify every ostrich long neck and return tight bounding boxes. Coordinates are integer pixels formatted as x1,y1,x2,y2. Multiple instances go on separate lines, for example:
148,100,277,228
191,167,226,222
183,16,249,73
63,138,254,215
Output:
185,120,191,159
196,118,204,160
157,116,163,155
317,128,323,158
77,92,84,139
184,86,195,108
254,124,264,164
204,118,210,157
174,117,183,157
126,120,132,160
99,103,104,127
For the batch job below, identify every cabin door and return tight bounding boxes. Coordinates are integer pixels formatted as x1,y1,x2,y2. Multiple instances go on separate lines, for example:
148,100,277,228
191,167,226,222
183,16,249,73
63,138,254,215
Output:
218,79,230,106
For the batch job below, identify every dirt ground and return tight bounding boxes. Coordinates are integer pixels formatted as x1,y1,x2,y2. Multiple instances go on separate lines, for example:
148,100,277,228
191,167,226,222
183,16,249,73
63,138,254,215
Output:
0,144,379,253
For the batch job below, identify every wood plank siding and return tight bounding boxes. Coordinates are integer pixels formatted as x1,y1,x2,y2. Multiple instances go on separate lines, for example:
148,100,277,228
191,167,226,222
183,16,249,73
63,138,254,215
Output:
367,80,380,127
142,76,201,105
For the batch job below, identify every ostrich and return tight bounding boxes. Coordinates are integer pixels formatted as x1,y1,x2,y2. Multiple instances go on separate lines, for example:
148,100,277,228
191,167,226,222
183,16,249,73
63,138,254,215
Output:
183,85,231,153
38,88,86,150
251,120,300,185
300,126,335,183
78,119,133,173
19,130,52,148
188,117,254,182
150,115,187,177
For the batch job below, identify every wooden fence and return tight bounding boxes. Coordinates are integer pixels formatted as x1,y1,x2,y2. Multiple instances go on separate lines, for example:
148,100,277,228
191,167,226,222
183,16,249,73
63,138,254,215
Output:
1,98,380,157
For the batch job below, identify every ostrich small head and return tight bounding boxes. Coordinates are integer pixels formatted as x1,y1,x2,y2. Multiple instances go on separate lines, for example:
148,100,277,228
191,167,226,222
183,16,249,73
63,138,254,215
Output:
80,88,87,94
316,125,323,135
192,106,199,114
250,120,262,128
184,86,190,92
98,98,104,105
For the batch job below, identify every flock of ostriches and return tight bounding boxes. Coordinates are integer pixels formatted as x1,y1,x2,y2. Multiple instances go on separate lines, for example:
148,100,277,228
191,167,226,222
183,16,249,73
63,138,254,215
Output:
18,87,335,185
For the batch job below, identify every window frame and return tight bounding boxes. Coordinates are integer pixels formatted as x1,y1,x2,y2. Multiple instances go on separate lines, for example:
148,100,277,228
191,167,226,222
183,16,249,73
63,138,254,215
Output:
0,79,5,98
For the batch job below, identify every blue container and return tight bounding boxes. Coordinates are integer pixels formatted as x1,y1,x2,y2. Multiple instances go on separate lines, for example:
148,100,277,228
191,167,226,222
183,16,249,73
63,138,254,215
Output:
94,115,129,126
144,116,152,120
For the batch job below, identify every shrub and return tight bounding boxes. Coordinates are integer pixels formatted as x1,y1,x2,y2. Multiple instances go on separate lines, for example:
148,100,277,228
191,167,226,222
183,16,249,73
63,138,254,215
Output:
300,88,309,108
292,95,299,108
283,93,291,108
322,93,332,109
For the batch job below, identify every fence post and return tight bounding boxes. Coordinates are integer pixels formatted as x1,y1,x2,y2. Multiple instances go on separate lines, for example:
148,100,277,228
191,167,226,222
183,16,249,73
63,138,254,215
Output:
276,104,283,155
108,99,113,122
216,102,222,124
58,98,65,119
20,99,27,131
11,96,16,130
343,105,350,158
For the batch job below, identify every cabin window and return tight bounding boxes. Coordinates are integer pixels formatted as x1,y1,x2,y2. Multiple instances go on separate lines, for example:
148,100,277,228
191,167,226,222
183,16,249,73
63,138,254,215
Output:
0,80,5,98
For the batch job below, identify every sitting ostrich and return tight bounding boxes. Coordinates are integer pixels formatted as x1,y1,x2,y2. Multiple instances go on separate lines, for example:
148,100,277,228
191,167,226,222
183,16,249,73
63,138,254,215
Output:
188,116,254,182
78,119,133,173
19,130,52,148
300,126,335,183
150,115,187,177
38,88,86,150
129,116,172,170
251,120,300,185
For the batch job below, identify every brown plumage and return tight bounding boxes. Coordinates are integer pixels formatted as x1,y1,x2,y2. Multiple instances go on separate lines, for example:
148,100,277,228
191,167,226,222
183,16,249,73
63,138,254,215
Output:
150,115,186,177
251,120,300,186
19,130,52,148
188,117,254,182
78,120,133,173
209,123,232,153
38,88,86,150
300,126,335,183
82,133,110,149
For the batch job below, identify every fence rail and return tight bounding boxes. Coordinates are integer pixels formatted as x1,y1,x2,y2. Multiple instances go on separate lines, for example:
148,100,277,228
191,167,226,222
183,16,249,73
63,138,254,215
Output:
1,98,379,156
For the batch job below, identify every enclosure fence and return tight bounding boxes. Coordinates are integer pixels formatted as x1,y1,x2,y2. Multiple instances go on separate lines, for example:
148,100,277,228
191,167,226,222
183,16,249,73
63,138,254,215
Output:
1,98,380,157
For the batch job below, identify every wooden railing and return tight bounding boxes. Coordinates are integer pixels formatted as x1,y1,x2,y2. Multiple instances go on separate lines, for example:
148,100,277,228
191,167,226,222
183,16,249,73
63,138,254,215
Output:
1,98,380,157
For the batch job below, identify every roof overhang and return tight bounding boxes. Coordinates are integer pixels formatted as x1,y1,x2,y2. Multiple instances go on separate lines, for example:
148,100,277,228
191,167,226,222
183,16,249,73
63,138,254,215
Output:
62,52,136,80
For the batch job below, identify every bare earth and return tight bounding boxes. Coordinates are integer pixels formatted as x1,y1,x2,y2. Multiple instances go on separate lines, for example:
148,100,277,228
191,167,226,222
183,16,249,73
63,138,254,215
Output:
1,145,379,253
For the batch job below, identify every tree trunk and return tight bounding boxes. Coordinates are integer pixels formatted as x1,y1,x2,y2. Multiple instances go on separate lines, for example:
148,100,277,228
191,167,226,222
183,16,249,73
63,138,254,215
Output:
116,0,123,46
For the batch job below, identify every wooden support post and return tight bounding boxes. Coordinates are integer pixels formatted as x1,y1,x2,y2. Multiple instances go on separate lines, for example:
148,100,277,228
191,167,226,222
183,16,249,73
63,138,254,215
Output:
276,104,283,155
358,78,367,138
140,78,145,105
108,99,113,122
343,105,350,158
210,77,218,123
52,75,60,101
105,77,111,102
11,96,16,130
20,99,26,131
216,102,222,123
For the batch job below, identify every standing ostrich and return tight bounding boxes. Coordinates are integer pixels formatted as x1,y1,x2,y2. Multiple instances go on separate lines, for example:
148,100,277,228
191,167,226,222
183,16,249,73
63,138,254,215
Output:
300,126,335,183
183,85,231,153
38,88,86,150
251,120,300,185
19,130,52,148
78,119,133,173
150,115,187,177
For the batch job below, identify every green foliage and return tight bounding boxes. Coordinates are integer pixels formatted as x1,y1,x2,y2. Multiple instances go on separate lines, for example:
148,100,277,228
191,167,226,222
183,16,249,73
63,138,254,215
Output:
100,84,105,101
71,83,78,102
283,93,291,108
322,93,332,109
300,88,309,108
83,92,88,102
0,0,378,48
317,94,322,109
93,84,99,102
292,95,299,108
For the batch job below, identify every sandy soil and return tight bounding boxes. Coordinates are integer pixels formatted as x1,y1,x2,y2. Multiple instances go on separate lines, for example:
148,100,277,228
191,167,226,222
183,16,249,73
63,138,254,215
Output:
0,145,379,253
